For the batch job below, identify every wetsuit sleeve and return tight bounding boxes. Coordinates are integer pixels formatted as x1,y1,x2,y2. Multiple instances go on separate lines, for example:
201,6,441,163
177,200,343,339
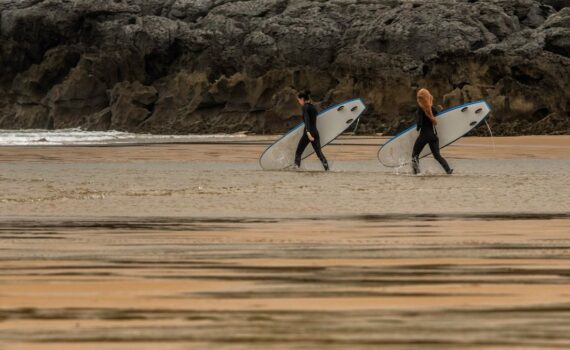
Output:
432,107,439,117
302,105,311,132
308,105,319,134
416,109,422,131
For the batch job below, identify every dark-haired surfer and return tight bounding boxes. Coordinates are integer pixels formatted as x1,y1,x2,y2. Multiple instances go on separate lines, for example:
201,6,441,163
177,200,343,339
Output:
294,91,329,171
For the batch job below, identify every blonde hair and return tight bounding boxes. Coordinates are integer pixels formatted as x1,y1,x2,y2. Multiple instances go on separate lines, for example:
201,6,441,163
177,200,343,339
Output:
417,88,434,119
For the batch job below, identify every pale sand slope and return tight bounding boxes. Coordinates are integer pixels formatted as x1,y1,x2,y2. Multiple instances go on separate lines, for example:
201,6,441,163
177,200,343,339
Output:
1,136,570,349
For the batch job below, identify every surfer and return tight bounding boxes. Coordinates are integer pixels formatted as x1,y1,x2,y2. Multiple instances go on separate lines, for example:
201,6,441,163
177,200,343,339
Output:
411,88,453,175
294,91,329,171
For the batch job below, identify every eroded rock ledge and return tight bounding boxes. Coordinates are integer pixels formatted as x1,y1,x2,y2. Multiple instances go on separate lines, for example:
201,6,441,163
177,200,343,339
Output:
1,0,569,135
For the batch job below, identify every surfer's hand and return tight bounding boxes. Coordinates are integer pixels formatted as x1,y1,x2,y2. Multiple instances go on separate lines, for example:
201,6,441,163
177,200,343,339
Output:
307,132,314,142
431,118,438,126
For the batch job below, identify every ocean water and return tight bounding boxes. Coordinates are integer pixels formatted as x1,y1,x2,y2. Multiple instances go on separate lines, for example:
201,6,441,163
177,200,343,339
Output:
0,128,246,146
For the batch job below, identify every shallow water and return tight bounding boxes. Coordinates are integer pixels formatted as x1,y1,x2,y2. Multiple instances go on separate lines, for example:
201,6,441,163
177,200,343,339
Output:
0,129,247,146
1,156,568,218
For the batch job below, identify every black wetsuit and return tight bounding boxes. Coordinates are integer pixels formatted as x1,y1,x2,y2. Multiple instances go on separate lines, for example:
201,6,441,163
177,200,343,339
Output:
411,107,451,174
294,103,329,170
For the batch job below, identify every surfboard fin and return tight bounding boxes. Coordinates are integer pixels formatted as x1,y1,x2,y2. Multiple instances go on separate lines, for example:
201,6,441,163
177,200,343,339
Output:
475,108,483,114
337,106,344,111
461,107,469,112
351,106,358,112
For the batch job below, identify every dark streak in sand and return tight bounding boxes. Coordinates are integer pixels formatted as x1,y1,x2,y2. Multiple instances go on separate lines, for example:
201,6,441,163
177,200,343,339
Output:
1,216,570,348
1,212,570,231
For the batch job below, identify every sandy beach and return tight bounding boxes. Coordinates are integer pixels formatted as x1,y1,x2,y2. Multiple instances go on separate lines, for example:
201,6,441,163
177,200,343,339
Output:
2,0,569,347
1,135,570,349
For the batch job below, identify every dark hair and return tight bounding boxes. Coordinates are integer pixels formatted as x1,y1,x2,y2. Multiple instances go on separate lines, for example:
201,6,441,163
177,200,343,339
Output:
297,90,311,101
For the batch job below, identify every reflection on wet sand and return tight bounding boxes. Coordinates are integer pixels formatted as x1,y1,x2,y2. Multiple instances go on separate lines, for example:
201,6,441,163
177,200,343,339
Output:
1,136,570,349
1,217,570,349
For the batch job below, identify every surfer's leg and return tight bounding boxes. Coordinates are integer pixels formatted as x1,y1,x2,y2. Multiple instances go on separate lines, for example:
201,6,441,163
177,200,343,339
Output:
411,135,427,174
310,135,329,171
295,133,310,166
429,138,452,174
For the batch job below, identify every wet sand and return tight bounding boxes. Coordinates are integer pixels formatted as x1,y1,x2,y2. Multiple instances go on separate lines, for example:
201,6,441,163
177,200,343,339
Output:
1,136,570,349
1,136,569,218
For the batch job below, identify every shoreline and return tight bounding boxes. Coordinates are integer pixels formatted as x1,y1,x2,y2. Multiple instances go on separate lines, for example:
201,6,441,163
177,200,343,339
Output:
1,136,569,218
0,133,568,142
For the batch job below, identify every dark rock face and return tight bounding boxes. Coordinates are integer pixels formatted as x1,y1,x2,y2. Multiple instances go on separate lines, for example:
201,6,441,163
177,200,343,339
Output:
0,0,568,135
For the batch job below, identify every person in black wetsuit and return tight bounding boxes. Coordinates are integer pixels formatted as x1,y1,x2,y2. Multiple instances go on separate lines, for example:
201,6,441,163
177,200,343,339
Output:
411,88,453,175
294,91,329,171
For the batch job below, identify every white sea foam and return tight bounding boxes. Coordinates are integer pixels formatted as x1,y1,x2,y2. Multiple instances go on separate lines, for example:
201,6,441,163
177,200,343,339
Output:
0,128,246,146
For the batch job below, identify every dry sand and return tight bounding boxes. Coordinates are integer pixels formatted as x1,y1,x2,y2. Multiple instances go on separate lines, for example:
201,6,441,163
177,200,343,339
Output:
1,136,570,349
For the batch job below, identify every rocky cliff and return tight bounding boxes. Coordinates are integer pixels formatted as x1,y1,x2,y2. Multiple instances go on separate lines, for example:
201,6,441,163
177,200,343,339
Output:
1,0,569,135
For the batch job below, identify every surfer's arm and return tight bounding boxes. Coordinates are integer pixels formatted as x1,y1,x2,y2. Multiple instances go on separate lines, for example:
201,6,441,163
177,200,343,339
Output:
416,110,422,131
307,105,318,138
429,107,438,125
301,107,313,140
302,106,311,132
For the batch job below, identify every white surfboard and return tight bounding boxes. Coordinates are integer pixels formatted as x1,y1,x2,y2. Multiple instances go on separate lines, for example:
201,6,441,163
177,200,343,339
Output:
378,100,491,167
260,98,366,170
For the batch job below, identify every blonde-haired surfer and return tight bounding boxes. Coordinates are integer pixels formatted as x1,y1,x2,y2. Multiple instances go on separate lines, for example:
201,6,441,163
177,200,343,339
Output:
412,89,453,175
